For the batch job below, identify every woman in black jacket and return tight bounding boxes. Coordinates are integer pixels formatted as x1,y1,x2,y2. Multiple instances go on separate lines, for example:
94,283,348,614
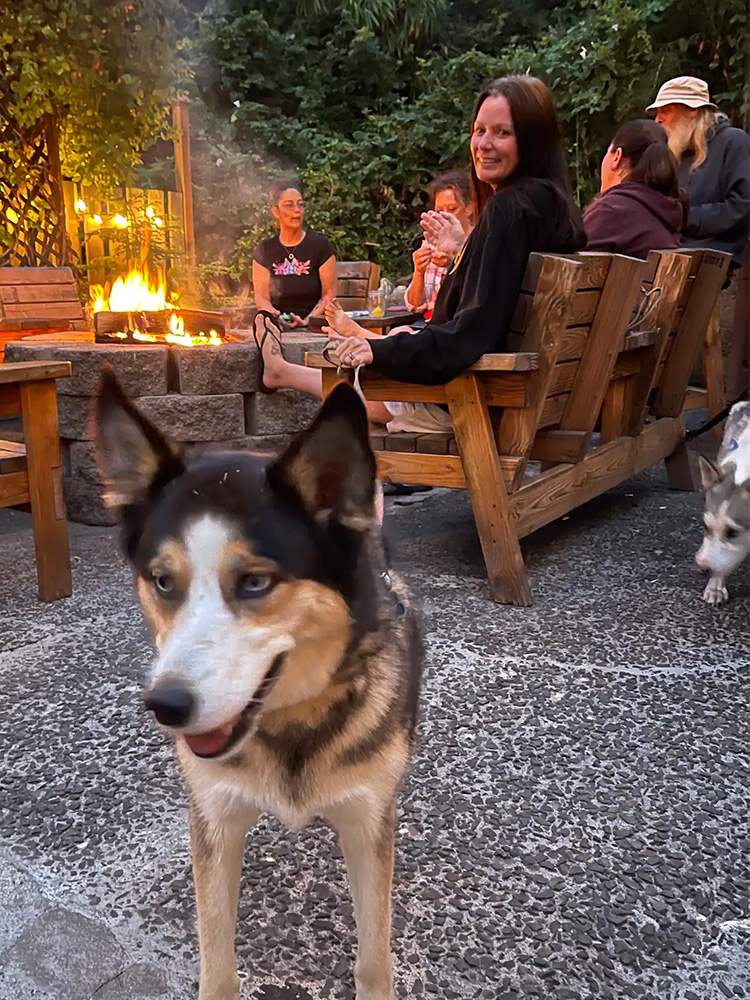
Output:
255,75,585,428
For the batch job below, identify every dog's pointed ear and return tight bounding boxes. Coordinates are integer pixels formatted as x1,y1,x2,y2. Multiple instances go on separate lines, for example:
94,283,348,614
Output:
95,367,184,509
698,454,723,491
267,383,376,529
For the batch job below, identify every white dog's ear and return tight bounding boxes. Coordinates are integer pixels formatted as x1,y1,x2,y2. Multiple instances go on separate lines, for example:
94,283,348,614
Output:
698,455,723,491
95,367,184,509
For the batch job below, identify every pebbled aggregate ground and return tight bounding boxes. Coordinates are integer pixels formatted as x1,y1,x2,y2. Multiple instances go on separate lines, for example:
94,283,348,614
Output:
0,456,747,1000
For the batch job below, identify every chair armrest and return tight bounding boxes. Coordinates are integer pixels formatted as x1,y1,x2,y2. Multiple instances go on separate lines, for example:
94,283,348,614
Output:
305,351,539,372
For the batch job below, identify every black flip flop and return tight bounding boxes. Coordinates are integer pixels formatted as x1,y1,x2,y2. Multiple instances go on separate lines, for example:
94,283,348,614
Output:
253,310,284,395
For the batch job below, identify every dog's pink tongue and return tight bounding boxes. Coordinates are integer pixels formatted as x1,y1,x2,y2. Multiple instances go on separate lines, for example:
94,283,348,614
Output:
183,722,235,757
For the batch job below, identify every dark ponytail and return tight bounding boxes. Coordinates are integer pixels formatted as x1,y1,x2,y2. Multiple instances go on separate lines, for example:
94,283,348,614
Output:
611,120,681,199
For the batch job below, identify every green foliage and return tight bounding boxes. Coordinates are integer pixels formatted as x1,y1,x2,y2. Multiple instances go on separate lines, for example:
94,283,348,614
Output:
5,0,746,298
183,0,747,284
81,192,183,285
0,0,185,186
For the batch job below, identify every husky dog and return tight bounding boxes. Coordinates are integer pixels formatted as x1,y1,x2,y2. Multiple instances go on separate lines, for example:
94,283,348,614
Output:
95,371,422,1000
695,400,750,606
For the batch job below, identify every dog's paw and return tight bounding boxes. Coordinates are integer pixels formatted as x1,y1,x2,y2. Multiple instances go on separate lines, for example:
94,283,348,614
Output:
702,578,729,606
198,975,240,1000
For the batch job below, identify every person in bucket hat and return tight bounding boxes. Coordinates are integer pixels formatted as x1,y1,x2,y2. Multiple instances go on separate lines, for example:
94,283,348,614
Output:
647,76,749,270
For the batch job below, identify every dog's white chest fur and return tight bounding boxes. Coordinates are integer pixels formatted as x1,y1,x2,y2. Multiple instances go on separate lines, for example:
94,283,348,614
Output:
179,742,380,832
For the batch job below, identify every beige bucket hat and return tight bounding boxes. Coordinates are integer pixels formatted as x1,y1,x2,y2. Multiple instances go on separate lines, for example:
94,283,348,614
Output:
647,76,717,112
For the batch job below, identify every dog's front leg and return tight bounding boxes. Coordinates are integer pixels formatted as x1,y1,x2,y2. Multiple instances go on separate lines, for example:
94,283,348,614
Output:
327,798,397,1000
190,806,259,1000
703,575,729,605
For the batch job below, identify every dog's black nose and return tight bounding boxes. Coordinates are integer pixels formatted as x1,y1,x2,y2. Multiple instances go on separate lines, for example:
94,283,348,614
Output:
143,681,195,727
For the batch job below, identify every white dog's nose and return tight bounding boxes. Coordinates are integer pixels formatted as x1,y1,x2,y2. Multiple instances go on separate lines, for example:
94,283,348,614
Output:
694,557,710,574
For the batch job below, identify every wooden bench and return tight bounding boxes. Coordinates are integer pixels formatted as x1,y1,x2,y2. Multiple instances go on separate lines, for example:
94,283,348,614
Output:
335,261,381,312
0,267,88,361
0,361,73,601
307,248,731,605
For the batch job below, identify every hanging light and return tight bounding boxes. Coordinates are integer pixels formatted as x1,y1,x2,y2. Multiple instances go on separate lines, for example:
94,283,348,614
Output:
145,206,155,218
112,214,129,228
92,215,103,225
74,199,87,213
153,217,164,228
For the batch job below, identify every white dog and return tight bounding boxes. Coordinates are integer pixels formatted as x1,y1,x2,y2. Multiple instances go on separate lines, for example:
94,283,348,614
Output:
695,401,750,606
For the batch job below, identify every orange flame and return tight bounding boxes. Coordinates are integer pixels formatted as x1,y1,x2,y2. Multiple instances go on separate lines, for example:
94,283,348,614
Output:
91,267,223,347
90,267,176,314
166,313,222,347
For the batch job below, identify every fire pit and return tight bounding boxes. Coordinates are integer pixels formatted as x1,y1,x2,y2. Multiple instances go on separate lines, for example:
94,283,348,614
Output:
91,268,226,346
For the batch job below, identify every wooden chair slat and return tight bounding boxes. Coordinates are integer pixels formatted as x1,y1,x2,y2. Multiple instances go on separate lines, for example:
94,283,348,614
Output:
336,261,377,281
336,278,370,299
497,256,582,460
0,267,76,285
653,250,731,417
415,433,453,455
0,285,80,305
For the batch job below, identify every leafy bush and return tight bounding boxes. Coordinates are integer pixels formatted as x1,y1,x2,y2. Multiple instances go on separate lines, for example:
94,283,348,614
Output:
182,0,747,286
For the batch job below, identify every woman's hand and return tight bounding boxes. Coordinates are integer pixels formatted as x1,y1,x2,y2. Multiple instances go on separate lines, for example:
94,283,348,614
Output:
421,210,466,256
412,243,433,275
430,249,451,268
328,333,374,368
288,313,306,328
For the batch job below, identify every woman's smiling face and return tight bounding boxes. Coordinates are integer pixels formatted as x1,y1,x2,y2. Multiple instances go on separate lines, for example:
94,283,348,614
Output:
471,95,520,188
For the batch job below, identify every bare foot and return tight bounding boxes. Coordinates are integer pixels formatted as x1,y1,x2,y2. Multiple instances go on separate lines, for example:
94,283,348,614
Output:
324,299,368,338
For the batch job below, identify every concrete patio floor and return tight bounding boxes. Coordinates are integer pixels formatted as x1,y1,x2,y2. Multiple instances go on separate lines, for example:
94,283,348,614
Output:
0,456,748,1000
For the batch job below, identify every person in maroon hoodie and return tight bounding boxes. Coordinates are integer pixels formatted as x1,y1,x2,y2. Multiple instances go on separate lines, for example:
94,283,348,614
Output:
583,119,686,259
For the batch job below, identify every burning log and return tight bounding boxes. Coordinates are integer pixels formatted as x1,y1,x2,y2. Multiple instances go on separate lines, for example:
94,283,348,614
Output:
90,267,226,346
94,308,226,346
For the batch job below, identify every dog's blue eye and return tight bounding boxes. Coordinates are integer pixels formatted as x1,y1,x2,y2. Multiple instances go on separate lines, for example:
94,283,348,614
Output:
236,574,276,600
154,573,176,596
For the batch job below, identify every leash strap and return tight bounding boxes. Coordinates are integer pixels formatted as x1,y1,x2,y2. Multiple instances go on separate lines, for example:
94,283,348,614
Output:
684,387,750,441
322,347,367,404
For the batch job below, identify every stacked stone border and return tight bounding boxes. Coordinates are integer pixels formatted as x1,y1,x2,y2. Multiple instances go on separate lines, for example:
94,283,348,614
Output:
5,334,328,525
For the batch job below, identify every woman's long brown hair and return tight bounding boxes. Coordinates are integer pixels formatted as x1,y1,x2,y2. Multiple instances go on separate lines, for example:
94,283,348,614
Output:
469,75,581,244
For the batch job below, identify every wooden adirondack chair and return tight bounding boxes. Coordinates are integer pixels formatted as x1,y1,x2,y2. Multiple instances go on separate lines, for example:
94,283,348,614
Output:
306,248,731,605
0,360,73,601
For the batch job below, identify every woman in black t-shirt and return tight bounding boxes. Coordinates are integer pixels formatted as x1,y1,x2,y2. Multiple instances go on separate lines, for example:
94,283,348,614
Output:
253,180,337,327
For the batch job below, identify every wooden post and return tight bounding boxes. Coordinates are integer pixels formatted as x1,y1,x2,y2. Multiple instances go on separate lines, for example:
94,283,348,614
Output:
725,244,749,403
44,113,69,266
19,379,72,601
172,96,196,266
704,304,726,445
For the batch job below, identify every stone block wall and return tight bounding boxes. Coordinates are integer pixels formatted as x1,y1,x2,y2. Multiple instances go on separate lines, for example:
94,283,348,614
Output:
5,333,328,526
